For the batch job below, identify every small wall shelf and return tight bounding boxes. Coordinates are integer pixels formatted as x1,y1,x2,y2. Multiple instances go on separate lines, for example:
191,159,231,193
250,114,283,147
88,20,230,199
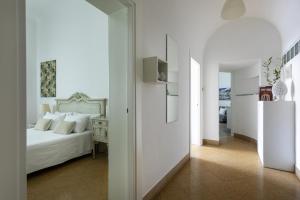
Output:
143,57,168,83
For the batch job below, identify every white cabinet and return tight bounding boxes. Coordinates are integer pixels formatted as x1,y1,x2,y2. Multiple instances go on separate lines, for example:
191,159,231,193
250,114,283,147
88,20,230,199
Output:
258,101,295,172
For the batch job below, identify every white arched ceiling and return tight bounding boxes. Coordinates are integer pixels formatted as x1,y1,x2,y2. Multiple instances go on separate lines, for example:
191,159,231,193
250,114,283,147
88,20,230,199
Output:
243,0,300,52
143,0,300,63
203,18,282,141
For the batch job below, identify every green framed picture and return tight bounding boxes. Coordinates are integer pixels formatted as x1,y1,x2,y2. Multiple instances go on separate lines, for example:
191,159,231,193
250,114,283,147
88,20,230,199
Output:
41,60,56,97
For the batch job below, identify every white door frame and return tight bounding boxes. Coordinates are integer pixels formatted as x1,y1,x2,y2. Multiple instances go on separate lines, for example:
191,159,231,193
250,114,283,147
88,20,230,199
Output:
118,0,137,199
18,0,137,199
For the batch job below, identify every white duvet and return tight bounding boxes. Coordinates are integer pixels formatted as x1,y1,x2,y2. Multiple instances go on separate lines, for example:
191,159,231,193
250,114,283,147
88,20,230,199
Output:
27,128,93,174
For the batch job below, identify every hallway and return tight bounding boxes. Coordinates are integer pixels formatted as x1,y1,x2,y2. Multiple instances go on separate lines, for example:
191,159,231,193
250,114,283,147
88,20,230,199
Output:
155,137,300,200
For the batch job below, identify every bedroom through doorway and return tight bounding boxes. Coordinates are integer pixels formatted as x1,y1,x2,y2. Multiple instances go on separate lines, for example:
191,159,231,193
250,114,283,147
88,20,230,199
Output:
25,0,136,199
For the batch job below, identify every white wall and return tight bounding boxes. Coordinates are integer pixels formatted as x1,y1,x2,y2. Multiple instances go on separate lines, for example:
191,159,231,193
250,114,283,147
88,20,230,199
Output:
203,18,282,141
141,0,204,195
26,18,38,124
276,0,300,174
252,0,300,52
270,0,300,177
26,0,109,121
231,66,259,140
284,55,300,172
219,72,231,88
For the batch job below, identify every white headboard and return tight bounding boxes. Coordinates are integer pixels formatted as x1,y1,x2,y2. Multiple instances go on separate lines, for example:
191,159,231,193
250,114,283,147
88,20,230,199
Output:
55,93,107,117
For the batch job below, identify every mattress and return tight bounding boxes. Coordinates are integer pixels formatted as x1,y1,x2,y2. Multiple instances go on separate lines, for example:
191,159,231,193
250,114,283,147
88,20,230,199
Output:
26,128,93,174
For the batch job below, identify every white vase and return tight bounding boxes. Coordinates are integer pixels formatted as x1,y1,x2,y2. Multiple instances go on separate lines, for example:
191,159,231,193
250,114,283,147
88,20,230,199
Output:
272,80,287,101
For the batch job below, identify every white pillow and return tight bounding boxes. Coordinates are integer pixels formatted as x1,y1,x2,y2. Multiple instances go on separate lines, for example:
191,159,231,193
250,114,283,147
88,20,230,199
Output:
34,119,52,131
73,113,100,130
55,111,73,116
54,121,75,134
219,108,226,115
64,115,89,133
43,112,66,130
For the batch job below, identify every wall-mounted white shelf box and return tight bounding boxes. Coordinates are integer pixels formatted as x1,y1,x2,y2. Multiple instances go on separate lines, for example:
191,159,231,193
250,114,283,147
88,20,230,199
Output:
143,57,168,83
258,101,295,172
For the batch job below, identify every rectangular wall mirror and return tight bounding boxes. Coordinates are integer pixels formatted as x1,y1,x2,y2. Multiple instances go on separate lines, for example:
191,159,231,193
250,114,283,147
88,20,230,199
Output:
166,35,179,123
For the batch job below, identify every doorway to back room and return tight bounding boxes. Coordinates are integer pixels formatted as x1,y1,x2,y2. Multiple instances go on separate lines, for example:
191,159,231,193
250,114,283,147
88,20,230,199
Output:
218,72,232,140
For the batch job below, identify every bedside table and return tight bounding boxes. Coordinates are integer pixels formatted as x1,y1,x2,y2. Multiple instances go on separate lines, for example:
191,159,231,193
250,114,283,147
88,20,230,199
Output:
91,117,108,159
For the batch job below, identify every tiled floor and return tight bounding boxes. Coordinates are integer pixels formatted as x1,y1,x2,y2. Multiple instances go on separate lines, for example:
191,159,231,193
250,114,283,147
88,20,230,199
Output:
27,153,108,200
155,137,300,200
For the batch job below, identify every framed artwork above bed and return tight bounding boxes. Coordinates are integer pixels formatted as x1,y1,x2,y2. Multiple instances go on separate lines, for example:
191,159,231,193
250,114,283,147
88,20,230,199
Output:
41,60,56,97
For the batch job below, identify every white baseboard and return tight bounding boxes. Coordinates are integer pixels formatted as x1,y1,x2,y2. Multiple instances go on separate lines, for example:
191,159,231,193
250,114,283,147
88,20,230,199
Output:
203,139,219,146
143,154,190,200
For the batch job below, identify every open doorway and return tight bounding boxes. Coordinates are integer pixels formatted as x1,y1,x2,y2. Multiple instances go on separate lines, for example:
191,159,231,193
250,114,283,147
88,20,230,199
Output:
190,57,201,147
25,0,135,199
218,72,232,140
219,61,260,144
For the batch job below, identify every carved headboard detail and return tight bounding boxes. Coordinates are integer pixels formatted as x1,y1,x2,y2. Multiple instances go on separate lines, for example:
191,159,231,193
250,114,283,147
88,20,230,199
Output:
55,92,107,117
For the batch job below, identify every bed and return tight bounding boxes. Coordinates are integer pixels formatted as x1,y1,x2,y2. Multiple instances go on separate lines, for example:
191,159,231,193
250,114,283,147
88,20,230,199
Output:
26,93,107,174
219,106,228,123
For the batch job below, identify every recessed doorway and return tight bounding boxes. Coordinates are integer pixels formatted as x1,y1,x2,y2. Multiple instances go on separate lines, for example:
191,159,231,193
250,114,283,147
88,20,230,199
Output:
218,72,232,140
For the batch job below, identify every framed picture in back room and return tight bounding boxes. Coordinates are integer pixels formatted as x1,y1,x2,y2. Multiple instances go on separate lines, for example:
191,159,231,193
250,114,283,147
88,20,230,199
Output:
259,86,273,101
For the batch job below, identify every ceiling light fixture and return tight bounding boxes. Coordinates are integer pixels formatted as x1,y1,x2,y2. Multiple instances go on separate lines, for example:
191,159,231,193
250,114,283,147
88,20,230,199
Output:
221,0,246,20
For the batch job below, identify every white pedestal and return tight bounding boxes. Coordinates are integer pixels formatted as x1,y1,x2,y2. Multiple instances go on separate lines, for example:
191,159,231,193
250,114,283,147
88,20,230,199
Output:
258,101,295,172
